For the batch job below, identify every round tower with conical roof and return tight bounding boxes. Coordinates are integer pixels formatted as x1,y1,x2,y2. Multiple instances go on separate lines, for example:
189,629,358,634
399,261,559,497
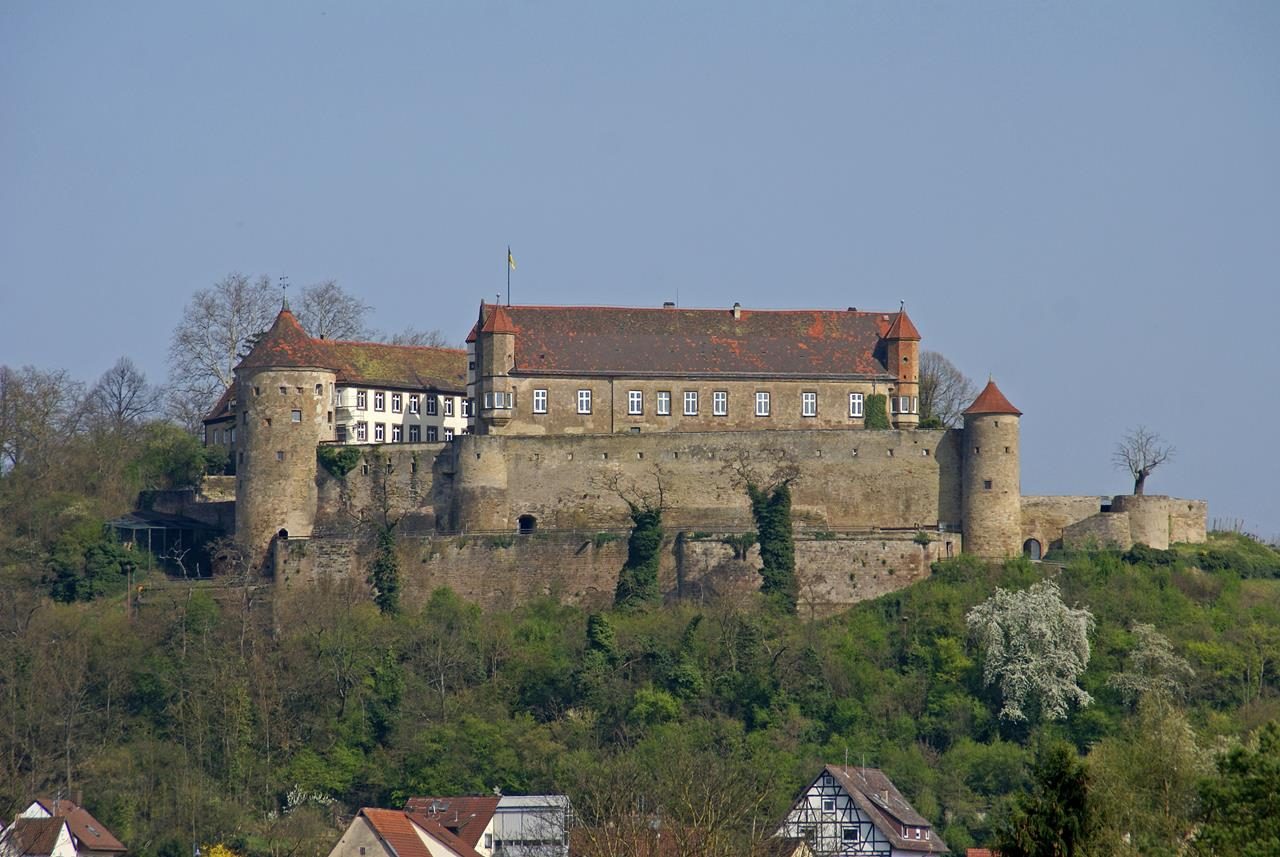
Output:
961,379,1022,558
234,305,337,568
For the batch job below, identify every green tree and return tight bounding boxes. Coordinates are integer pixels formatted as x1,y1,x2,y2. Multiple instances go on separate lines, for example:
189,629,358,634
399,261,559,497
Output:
995,740,1093,857
1194,721,1280,857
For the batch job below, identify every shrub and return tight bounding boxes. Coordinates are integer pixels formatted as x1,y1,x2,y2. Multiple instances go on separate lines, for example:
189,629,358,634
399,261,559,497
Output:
317,445,363,478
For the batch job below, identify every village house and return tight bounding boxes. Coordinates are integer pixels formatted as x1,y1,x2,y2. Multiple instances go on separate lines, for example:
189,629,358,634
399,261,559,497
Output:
0,798,127,857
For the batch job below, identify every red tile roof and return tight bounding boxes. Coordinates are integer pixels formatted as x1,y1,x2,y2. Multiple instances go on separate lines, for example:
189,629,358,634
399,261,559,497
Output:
404,813,486,857
480,304,517,335
33,797,127,853
885,309,921,341
476,304,901,379
235,310,467,392
823,766,948,854
962,380,1022,417
3,818,67,856
403,797,498,846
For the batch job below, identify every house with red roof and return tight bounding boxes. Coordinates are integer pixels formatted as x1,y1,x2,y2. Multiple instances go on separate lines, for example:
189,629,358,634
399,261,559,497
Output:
1,798,126,857
326,808,484,857
404,795,571,857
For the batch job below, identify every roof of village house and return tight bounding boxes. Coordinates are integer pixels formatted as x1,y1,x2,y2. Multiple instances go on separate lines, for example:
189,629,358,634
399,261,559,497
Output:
474,304,912,379
31,797,127,853
203,383,237,425
821,765,948,854
359,808,483,857
231,308,467,394
402,797,499,847
2,817,68,857
962,379,1022,417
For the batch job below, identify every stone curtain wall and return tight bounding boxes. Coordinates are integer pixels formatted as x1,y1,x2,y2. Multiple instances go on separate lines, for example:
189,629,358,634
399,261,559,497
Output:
273,529,962,618
1021,496,1110,553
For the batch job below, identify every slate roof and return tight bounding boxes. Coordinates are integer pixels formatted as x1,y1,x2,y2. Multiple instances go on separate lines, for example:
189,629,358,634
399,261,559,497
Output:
203,384,237,425
234,309,467,393
475,304,911,380
823,765,948,854
962,380,1022,417
402,797,498,846
3,818,67,856
32,798,127,853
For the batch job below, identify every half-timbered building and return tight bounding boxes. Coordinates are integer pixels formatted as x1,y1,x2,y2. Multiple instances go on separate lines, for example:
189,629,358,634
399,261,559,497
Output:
776,766,947,857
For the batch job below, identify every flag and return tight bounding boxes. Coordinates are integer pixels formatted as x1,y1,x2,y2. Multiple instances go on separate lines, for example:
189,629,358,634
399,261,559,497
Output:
508,248,516,271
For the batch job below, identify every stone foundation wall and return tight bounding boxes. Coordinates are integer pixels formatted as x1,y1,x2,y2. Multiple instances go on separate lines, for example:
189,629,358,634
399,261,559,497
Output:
1063,513,1132,551
1021,496,1109,552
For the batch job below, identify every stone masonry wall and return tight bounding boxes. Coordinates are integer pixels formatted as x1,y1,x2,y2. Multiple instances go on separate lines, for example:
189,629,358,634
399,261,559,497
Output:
1063,512,1133,551
1021,496,1109,552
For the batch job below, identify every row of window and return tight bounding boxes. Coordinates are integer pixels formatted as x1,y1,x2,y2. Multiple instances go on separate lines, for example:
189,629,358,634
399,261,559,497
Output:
342,422,456,443
352,390,466,417
552,390,916,418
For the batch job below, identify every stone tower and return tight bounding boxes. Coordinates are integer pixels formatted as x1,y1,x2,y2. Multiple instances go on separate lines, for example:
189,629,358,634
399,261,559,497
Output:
475,303,517,434
961,379,1022,558
233,305,337,568
885,307,921,429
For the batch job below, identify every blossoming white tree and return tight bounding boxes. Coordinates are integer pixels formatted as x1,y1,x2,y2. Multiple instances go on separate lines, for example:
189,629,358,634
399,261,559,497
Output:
966,579,1095,722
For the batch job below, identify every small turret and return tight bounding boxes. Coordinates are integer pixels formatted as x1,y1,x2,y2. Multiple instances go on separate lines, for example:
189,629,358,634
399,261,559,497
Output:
475,303,518,432
961,379,1022,558
885,306,921,428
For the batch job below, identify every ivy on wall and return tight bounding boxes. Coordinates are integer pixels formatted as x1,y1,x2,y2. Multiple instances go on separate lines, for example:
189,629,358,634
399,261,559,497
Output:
368,525,401,615
747,481,797,612
865,394,890,430
615,504,663,609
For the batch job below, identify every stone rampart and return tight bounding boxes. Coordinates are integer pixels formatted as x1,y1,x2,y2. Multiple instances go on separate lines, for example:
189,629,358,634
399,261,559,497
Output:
1063,512,1132,551
1021,496,1109,553
1110,495,1209,549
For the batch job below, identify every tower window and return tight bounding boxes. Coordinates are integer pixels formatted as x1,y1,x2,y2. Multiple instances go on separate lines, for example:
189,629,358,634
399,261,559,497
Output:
291,410,302,422
1005,446,1011,453
279,386,287,395
984,479,993,490
276,450,285,461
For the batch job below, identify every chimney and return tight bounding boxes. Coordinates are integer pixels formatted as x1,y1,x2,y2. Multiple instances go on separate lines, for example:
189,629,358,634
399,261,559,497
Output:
732,302,742,319
663,301,675,308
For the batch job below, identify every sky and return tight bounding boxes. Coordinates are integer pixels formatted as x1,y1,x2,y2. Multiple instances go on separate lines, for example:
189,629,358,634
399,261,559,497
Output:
2,2,1277,538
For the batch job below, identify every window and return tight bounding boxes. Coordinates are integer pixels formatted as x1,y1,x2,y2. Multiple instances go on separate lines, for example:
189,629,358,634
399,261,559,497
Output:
628,390,643,415
756,391,770,416
713,391,728,416
275,450,285,461
657,391,672,416
426,395,438,416
408,424,420,442
315,384,323,395
683,391,698,416
408,394,419,414
899,396,912,414
443,397,454,417
912,396,919,414
802,391,817,417
890,397,897,414
577,389,592,414
228,427,235,443
461,398,471,417
374,391,385,411
484,835,492,850
374,423,385,442
388,424,400,442
484,391,512,409
391,392,402,413
443,428,454,441
427,426,438,442
843,828,859,844
291,409,302,423
469,360,476,371
849,392,864,417
356,421,368,441
278,386,287,395
356,390,367,409
915,828,922,839
821,798,836,813
533,389,548,414
984,479,993,490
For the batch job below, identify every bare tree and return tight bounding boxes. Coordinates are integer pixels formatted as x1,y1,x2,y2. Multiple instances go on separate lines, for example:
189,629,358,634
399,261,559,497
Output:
0,365,86,474
167,273,278,423
1113,426,1174,495
919,350,977,428
294,280,373,341
86,357,160,434
380,327,456,348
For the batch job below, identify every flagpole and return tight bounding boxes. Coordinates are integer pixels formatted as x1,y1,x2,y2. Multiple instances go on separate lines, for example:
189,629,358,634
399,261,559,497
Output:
506,246,511,306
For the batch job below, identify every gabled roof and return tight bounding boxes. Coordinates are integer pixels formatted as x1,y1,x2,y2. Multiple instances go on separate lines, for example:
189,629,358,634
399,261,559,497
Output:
403,797,498,846
203,383,238,425
821,766,948,854
962,380,1022,417
234,309,467,392
3,817,69,857
31,798,127,853
474,304,902,379
403,813,486,857
885,309,921,341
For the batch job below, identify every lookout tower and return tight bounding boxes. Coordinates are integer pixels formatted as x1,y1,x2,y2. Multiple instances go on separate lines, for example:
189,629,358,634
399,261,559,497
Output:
961,379,1022,558
885,307,921,429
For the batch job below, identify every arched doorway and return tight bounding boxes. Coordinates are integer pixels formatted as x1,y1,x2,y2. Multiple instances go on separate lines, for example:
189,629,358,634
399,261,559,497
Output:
1023,538,1042,561
517,514,537,535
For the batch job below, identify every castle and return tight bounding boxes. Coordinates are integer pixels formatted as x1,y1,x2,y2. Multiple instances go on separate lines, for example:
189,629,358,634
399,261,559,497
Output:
203,300,1206,613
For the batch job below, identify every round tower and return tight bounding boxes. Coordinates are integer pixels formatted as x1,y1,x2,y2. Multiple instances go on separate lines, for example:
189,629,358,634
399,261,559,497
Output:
961,379,1022,558
234,306,337,569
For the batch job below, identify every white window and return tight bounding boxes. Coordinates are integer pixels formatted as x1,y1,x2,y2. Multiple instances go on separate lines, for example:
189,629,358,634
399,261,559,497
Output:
533,389,548,414
427,426,438,442
822,798,836,813
461,399,471,417
426,395,438,416
713,391,728,416
890,397,898,414
628,390,643,415
849,392,864,418
391,424,402,442
899,395,912,414
802,391,817,417
443,428,454,440
657,391,672,416
443,397,454,417
683,391,698,416
356,390,367,410
374,391,385,411
483,392,493,409
484,835,492,850
408,424,420,442
484,391,512,410
291,409,302,423
391,392,402,413
912,396,919,414
228,427,235,443
915,828,922,839
374,423,385,442
755,391,770,416
577,389,592,414
356,421,368,442
408,394,419,414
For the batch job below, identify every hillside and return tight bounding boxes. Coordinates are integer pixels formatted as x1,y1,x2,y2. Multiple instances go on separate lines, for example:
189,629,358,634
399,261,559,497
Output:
2,523,1278,856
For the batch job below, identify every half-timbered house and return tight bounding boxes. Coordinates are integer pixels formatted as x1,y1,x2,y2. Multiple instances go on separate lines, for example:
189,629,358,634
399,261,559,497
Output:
776,766,947,857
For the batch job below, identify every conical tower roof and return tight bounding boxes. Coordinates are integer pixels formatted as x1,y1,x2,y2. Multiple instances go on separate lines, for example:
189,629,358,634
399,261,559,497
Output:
885,308,920,340
963,379,1022,416
480,304,518,335
236,307,332,370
